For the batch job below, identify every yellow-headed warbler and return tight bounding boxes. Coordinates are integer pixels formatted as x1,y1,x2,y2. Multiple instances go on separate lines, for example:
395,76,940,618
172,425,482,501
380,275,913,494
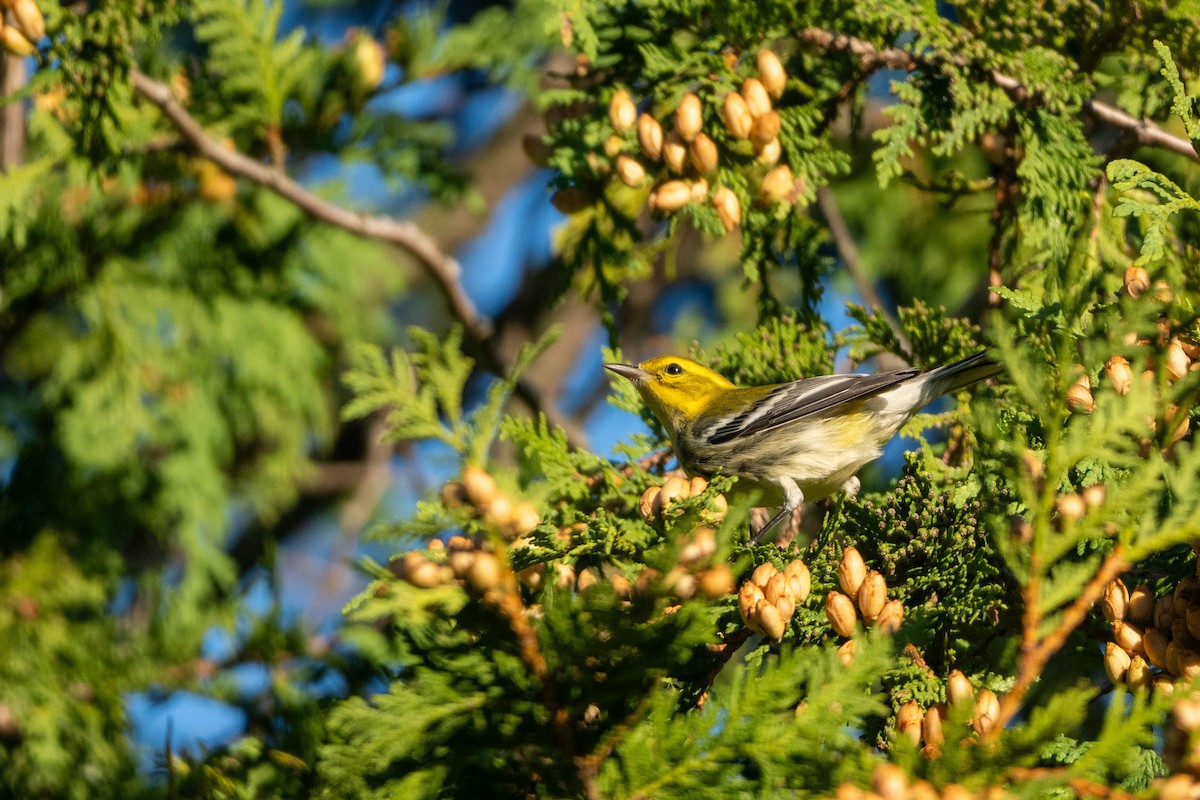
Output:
605,352,1001,542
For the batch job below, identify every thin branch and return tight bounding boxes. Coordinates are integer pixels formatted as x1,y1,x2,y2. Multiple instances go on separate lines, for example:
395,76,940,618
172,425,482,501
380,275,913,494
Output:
128,69,589,450
988,546,1130,738
0,52,27,170
795,28,1199,163
815,185,913,358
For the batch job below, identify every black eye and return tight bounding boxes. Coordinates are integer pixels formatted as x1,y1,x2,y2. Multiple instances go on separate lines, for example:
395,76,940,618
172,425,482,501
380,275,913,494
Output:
665,363,683,376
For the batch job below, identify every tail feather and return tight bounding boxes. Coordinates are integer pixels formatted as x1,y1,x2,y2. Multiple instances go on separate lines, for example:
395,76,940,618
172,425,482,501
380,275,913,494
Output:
926,351,1003,395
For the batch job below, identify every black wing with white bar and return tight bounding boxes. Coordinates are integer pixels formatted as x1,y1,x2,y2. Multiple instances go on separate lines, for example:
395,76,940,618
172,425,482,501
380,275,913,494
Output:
702,368,921,445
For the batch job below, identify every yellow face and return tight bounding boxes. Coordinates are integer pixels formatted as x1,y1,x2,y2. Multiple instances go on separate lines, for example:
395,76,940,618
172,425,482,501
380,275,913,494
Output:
606,356,736,428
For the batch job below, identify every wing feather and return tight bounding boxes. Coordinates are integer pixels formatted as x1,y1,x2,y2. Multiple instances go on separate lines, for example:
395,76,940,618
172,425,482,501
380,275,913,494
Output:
701,368,920,444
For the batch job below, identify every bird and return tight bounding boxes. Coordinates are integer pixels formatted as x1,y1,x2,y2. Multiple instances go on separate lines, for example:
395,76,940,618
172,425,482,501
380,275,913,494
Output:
605,351,1002,543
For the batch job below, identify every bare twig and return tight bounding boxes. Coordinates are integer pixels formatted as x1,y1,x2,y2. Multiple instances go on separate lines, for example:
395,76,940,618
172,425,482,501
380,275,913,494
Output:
815,185,913,358
988,546,1130,738
128,69,589,449
795,28,1199,163
0,52,26,170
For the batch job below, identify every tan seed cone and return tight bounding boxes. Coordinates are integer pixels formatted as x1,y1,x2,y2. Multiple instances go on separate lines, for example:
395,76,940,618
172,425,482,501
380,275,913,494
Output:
1185,607,1200,643
1167,639,1185,677
1181,649,1200,680
662,132,688,174
1152,280,1173,303
826,590,858,637
689,132,719,174
784,559,811,603
1066,383,1095,414
1166,403,1189,445
971,688,1000,736
688,178,709,203
1126,655,1151,689
1124,264,1150,298
439,480,467,508
608,89,636,132
751,561,779,588
656,476,691,513
10,0,45,41
1167,339,1191,382
922,703,945,746
667,568,696,600
1173,695,1200,732
875,599,904,634
1082,483,1107,508
759,163,795,204
673,93,703,141
407,558,444,588
1156,595,1177,630
509,501,542,536
837,546,868,599
763,572,789,606
638,486,660,520
722,92,753,139
836,638,857,665
755,137,782,165
486,495,514,528
757,600,786,640
688,475,708,494
637,113,664,160
680,527,717,565
1103,579,1129,621
467,552,503,593
738,581,765,627
833,783,867,800
1106,355,1133,396
940,785,975,800
1152,676,1175,696
1104,641,1131,684
858,570,887,622
698,564,735,598
615,154,646,188
947,670,975,706
872,762,909,800
712,186,741,233
448,549,476,580
0,25,35,57
774,594,795,622
1144,627,1171,669
1158,774,1200,800
896,701,924,746
740,77,772,117
1060,491,1089,522
462,465,498,507
909,780,940,800
649,180,692,213
1112,619,1145,657
749,110,782,149
757,49,787,98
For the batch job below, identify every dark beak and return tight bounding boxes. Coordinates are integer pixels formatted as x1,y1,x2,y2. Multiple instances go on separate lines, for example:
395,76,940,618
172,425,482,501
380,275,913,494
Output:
604,363,649,383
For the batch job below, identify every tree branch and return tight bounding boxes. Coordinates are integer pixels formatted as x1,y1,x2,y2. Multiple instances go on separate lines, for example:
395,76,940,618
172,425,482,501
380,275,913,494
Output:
814,185,913,358
988,546,1130,738
128,68,589,450
795,28,1199,163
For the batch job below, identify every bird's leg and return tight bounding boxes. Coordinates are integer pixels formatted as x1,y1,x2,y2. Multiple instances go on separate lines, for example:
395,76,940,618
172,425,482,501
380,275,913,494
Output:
841,475,861,501
749,478,803,546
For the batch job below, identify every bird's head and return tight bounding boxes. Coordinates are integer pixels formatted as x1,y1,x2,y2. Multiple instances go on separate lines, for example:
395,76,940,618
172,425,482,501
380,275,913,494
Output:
604,356,736,430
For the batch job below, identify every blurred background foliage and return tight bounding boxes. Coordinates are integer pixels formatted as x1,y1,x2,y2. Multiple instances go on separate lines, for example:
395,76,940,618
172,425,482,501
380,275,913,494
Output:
1,0,1199,797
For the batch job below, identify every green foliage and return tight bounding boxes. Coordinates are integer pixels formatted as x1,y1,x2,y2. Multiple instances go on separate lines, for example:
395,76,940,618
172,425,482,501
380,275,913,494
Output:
192,0,326,136
0,535,157,800
7,0,1200,797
